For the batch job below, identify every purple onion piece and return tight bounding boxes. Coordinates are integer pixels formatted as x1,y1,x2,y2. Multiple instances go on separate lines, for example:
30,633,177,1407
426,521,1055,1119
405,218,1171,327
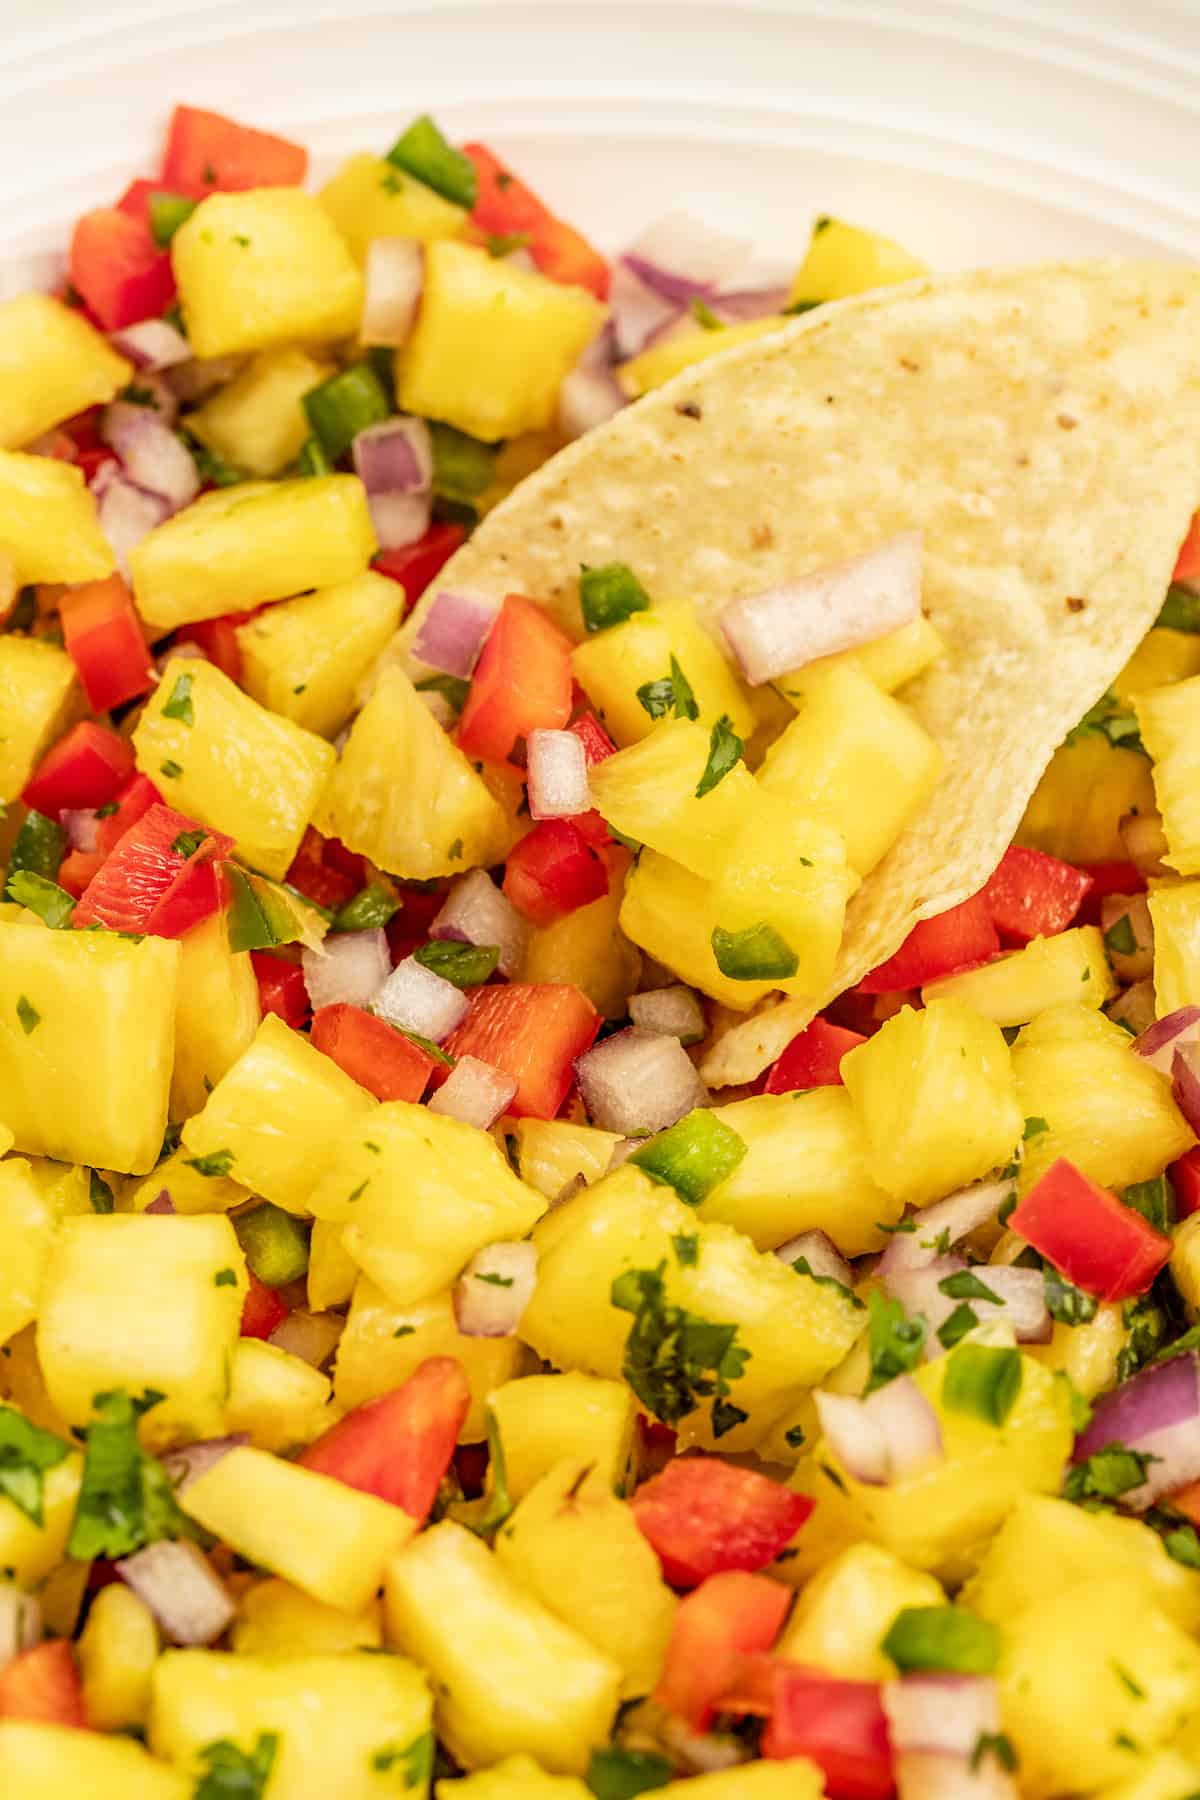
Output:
412,589,500,680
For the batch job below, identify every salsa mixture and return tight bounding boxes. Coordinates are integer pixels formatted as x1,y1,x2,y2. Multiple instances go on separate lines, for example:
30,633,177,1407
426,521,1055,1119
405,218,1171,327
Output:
2,101,1200,1800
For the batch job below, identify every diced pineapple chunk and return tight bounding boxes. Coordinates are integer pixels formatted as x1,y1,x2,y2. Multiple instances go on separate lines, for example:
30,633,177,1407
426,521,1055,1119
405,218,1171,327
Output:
0,450,113,585
488,1372,636,1502
0,925,178,1173
307,1102,545,1308
172,187,363,357
315,664,512,879
521,872,642,1019
789,216,926,305
171,911,260,1119
151,1649,432,1799
181,1014,375,1216
0,293,131,449
711,795,856,997
130,475,376,631
1096,1750,1200,1800
0,1720,190,1800
1150,881,1200,1016
384,1519,621,1774
496,1459,677,1698
758,663,942,876
77,1582,159,1731
699,1089,903,1253
225,1338,332,1453
334,1277,524,1442
1137,676,1200,873
397,241,605,440
134,656,335,878
187,346,335,476
1011,1003,1192,1193
0,1451,80,1588
1024,1300,1133,1399
618,317,786,398
127,1149,250,1216
0,638,79,802
659,1770,825,1800
570,601,757,747
922,924,1116,1025
22,1157,90,1220
513,1120,623,1201
589,717,758,878
0,1326,71,1439
842,999,1023,1207
1019,733,1156,864
319,152,467,260
1116,627,1200,701
778,613,946,699
0,1160,56,1347
775,1542,945,1679
179,1448,413,1611
236,570,403,739
620,851,778,1010
37,1213,245,1444
232,1578,382,1657
308,1218,360,1311
440,1759,590,1800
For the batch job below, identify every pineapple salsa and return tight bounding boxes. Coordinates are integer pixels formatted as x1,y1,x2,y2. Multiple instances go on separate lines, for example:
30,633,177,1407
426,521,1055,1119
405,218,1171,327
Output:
3,100,1200,1800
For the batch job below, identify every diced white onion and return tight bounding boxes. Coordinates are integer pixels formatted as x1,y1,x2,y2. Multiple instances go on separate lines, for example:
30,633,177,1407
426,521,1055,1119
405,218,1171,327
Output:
302,929,391,1012
0,1584,41,1673
92,466,170,579
110,317,192,371
361,238,424,347
623,211,750,305
116,1540,235,1646
775,1229,854,1289
1106,978,1157,1037
879,1178,1015,1276
527,728,590,820
608,259,682,358
815,1375,943,1486
883,1255,1050,1349
893,1749,1017,1800
431,869,529,979
453,1240,537,1337
373,954,468,1043
62,807,101,854
101,402,199,509
367,488,433,552
575,1028,709,1135
412,589,501,680
428,1055,517,1130
166,355,243,404
558,323,626,439
268,1309,343,1368
628,985,707,1044
883,1673,1001,1758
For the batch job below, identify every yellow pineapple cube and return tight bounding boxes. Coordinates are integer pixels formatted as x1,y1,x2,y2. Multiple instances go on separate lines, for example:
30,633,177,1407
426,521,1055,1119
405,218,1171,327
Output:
0,450,113,585
0,1326,72,1440
570,601,757,747
172,187,363,357
588,718,758,878
127,1149,250,1216
0,924,177,1173
496,1459,677,1697
1137,676,1200,873
334,1277,525,1442
620,851,778,1010
759,663,942,876
780,613,946,700
232,1578,383,1657
179,1447,413,1611
1011,1003,1192,1193
398,241,605,440
236,570,403,739
225,1338,333,1454
0,1160,57,1348
1097,1752,1200,1800
922,924,1116,1025
320,152,467,261
1024,1300,1134,1400
440,1759,590,1800
711,794,856,997
307,1102,545,1308
660,1771,824,1800
37,1213,245,1444
0,1445,80,1590
0,293,130,449
181,1014,375,1215
0,1720,190,1800
187,346,335,477
315,664,512,878
77,1583,159,1731
134,655,336,877
775,1542,945,1678
1116,627,1200,701
488,1372,636,1502
0,639,79,802
522,867,642,1018
512,1119,623,1201
842,999,1023,1206
789,216,926,305
384,1519,621,1773
308,1218,359,1310
130,475,376,631
700,1089,903,1252
617,317,785,398
1150,882,1200,1016
151,1649,432,1799
171,911,260,1119
1020,733,1156,864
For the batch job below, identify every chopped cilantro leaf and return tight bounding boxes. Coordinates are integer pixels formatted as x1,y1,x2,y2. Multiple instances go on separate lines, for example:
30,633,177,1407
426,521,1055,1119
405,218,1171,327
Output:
1104,913,1137,958
485,230,533,258
416,672,471,712
1064,1443,1156,1507
793,1257,864,1310
938,1269,1003,1304
184,1149,235,1179
784,1424,807,1450
586,1744,673,1797
672,1232,699,1267
611,1261,749,1432
213,1268,237,1287
474,1271,514,1288
0,1405,70,1526
66,1389,191,1561
160,760,184,780
162,672,195,725
1164,1522,1200,1569
171,829,206,859
371,1730,434,1786
193,1732,279,1800
5,871,75,928
695,714,744,797
864,1289,927,1394
1044,1265,1099,1326
1023,1115,1049,1139
937,1302,978,1350
970,1732,1018,1774
16,995,39,1034
89,1169,115,1214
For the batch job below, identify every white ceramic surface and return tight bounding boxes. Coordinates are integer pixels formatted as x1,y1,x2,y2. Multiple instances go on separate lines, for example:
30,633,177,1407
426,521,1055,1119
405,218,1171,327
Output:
2,0,1199,299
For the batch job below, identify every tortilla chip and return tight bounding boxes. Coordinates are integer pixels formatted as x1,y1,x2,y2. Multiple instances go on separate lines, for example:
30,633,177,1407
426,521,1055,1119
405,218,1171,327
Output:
399,263,1200,1083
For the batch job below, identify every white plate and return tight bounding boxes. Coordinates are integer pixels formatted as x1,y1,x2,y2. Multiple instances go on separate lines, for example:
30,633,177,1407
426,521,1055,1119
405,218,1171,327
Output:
2,0,1199,298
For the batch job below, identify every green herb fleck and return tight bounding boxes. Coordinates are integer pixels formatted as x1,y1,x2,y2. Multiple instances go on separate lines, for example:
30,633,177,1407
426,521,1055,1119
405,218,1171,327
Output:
213,1268,237,1288
937,1303,979,1350
416,673,471,712
162,671,195,726
171,829,206,860
586,1744,673,1798
0,1405,70,1527
784,1424,807,1449
1044,1265,1099,1326
447,838,464,862
66,1389,191,1561
970,1732,1018,1774
865,1289,928,1394
5,871,75,929
16,995,39,1034
485,230,533,258
611,1261,749,1432
689,296,723,330
89,1170,115,1214
371,1729,434,1786
695,714,744,798
1065,1443,1156,1508
185,1149,235,1179
938,1270,1003,1305
160,760,184,780
193,1732,279,1800
672,1232,699,1267
1023,1115,1050,1140
474,1271,514,1288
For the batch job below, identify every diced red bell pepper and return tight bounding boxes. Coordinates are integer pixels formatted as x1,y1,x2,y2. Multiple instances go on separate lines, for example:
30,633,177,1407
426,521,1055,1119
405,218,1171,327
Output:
441,981,601,1119
1010,1157,1172,1302
1165,1478,1200,1529
568,710,618,767
311,1002,438,1104
765,1017,868,1094
284,827,363,914
374,522,467,615
631,1456,813,1588
980,845,1093,945
251,951,310,1030
457,595,574,764
58,575,156,715
1174,512,1200,585
69,207,175,333
758,1664,894,1800
654,1571,790,1730
0,1639,87,1727
856,891,1000,993
57,772,162,897
502,819,609,926
1076,860,1147,926
463,143,610,299
181,608,259,683
299,1357,470,1523
161,105,308,193
1171,1148,1200,1220
241,1269,289,1340
385,883,449,964
22,722,135,818
72,802,233,938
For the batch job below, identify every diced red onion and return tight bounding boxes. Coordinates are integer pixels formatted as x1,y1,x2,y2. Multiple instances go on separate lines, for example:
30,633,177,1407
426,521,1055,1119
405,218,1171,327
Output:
145,1191,175,1214
815,1375,943,1486
719,533,924,686
92,467,170,579
776,1229,855,1289
1100,893,1154,981
353,417,432,498
527,728,590,821
623,212,750,305
1073,1351,1200,1509
575,1028,709,1136
361,238,424,347
1119,809,1171,880
638,306,692,353
882,1673,1001,1759
452,1240,537,1337
893,1749,1017,1800
879,1179,1015,1276
116,1540,235,1646
609,260,683,358
101,402,199,509
1133,1006,1200,1074
268,1309,342,1367
166,355,243,404
558,326,626,439
428,1055,517,1130
883,1254,1049,1348
302,929,390,1012
62,807,101,854
161,1434,248,1494
368,488,433,552
1106,978,1157,1037
373,954,469,1043
431,869,529,979
110,317,192,372
705,285,791,323
412,589,500,680
628,985,707,1044
0,1585,42,1673
1173,1042,1200,1136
